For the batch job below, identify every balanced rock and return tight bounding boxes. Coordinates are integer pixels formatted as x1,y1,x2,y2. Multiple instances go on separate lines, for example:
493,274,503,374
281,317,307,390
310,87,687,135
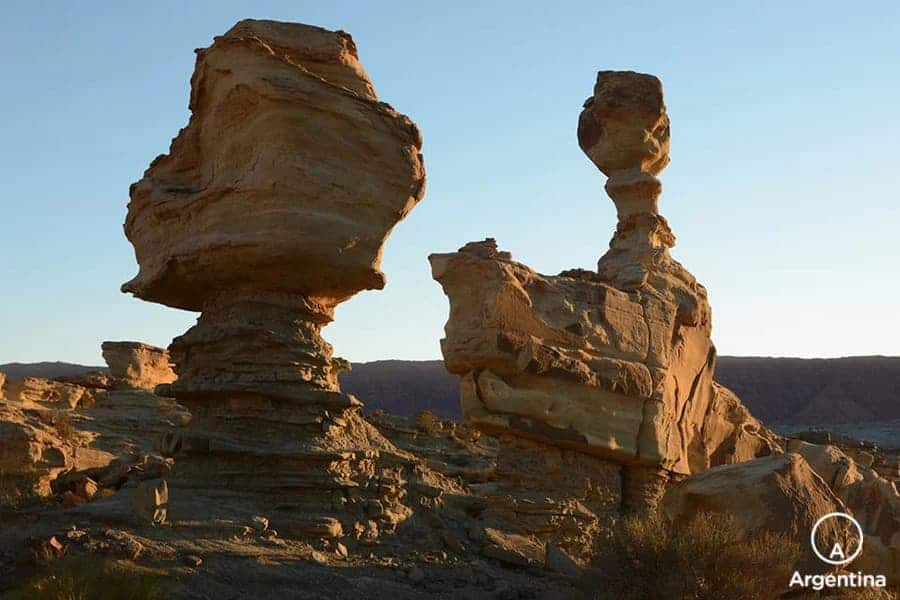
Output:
120,19,425,527
101,341,176,391
430,71,778,520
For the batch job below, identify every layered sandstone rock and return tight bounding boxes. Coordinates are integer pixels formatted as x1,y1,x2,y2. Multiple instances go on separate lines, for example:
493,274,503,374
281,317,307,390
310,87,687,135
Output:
101,341,175,391
0,403,73,496
4,377,96,409
430,71,778,521
120,19,425,529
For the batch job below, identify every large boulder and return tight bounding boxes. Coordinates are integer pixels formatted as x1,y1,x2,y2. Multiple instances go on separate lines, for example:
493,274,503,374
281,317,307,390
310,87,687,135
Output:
101,341,176,391
663,453,852,573
122,19,425,312
0,403,73,496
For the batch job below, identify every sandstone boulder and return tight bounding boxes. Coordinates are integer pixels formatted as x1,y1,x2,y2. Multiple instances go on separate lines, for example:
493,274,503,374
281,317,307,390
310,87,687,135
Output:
101,341,176,391
663,453,852,573
0,403,73,496
0,371,6,400
122,19,425,312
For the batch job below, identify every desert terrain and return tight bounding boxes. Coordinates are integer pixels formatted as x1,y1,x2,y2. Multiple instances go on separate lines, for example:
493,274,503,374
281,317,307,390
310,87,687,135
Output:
0,17,897,600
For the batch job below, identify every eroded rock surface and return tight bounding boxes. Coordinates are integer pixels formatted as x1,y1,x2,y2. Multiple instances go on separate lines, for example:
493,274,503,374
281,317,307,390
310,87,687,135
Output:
4,377,96,409
430,72,778,530
788,440,900,582
662,453,853,574
120,19,426,532
0,403,73,496
101,341,175,391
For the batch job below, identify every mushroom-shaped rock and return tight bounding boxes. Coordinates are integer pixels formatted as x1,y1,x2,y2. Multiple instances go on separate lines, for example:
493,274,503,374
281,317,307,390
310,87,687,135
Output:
120,19,425,524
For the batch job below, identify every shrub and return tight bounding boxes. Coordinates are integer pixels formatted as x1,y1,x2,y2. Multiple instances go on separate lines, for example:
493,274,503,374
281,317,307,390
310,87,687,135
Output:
8,554,164,600
415,410,443,436
590,511,801,600
0,471,39,510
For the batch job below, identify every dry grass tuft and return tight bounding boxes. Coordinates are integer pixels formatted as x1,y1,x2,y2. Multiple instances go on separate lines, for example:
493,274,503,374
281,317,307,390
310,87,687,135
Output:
8,554,164,600
415,410,443,436
591,511,802,600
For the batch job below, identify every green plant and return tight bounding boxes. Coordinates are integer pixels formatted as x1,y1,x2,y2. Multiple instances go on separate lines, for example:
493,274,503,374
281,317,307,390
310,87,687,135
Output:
415,410,443,436
8,554,164,600
590,511,801,600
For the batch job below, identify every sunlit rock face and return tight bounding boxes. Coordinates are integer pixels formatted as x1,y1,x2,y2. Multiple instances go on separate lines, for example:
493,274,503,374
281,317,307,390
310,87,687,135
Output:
121,19,425,528
101,341,175,391
123,19,425,312
431,71,778,514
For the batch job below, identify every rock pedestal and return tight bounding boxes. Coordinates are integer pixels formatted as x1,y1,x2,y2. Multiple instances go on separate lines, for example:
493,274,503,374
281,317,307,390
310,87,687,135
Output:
101,341,175,391
430,71,779,528
121,20,425,529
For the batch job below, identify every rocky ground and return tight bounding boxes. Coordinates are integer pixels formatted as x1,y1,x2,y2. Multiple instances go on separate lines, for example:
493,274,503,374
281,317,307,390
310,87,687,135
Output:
1,375,898,599
0,381,592,599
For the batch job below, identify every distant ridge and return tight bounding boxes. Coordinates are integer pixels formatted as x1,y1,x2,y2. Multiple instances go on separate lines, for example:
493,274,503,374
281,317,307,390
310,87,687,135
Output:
4,356,899,428
341,356,900,427
0,361,106,381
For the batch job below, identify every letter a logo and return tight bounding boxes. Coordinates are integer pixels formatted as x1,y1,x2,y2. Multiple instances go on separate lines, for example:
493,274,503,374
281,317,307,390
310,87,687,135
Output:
829,543,846,561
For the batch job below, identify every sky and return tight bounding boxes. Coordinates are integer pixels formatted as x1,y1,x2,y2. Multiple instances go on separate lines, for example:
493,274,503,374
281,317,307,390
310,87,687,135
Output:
1,1,899,366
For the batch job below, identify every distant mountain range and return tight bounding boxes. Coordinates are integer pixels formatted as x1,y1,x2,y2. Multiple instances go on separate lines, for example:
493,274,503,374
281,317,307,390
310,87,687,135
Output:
0,361,105,381
3,356,898,428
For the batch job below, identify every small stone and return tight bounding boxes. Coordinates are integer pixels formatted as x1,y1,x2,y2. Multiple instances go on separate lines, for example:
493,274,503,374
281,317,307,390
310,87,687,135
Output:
251,516,269,532
61,490,86,508
335,542,349,559
545,543,582,578
74,477,99,500
441,530,464,553
261,528,278,540
310,550,329,565
364,499,385,517
184,554,203,567
131,478,168,524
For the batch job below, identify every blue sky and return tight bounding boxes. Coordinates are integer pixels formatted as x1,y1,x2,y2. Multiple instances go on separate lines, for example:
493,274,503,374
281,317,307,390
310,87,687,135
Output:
2,1,898,365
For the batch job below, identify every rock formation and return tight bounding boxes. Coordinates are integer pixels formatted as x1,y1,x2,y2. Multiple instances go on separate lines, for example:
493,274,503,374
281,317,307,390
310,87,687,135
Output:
3,377,96,409
101,341,176,391
0,403,73,496
662,453,853,574
430,70,779,529
788,440,900,582
120,19,425,529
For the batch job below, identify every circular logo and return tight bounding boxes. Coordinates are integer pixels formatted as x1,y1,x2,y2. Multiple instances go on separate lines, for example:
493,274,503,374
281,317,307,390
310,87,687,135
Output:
810,512,864,566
